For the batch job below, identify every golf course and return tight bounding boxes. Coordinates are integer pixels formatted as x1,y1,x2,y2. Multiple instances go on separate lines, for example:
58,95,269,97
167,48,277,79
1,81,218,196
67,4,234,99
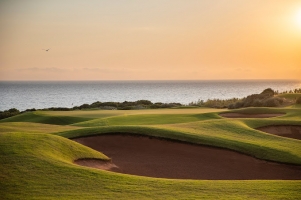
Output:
1,104,301,199
2,0,301,198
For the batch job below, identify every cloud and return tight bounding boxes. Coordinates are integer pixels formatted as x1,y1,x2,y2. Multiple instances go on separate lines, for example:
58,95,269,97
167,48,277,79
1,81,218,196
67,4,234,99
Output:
82,67,134,74
82,67,103,72
130,27,157,31
235,67,252,72
19,67,66,72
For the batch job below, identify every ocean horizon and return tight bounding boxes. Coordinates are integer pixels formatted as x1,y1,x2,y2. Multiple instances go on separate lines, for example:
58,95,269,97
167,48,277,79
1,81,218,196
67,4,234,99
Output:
1,79,300,111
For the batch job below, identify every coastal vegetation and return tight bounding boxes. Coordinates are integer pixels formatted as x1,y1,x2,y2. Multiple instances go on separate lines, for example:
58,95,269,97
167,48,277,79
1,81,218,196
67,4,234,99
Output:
0,108,20,120
1,88,300,121
38,100,182,111
190,88,301,109
55,87,300,110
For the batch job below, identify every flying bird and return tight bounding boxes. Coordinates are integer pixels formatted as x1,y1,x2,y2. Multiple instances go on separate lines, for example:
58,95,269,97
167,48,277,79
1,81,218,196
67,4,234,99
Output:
43,49,50,52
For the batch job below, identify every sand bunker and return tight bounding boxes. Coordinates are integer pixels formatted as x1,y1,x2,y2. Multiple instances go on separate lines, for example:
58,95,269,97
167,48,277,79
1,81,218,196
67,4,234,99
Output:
257,125,301,140
73,134,301,180
219,113,283,118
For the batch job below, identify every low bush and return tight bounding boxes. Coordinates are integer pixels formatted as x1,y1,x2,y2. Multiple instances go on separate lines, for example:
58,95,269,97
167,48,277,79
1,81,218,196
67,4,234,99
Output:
0,108,20,120
219,88,290,109
260,88,274,96
263,97,281,107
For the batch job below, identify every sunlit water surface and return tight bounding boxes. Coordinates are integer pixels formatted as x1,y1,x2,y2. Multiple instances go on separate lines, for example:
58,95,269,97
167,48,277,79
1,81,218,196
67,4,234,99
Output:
1,80,300,111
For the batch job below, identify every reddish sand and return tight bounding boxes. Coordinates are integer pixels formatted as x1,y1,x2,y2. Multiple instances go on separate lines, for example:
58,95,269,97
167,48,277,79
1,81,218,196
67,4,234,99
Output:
74,159,118,170
219,113,283,118
73,134,301,180
257,125,301,140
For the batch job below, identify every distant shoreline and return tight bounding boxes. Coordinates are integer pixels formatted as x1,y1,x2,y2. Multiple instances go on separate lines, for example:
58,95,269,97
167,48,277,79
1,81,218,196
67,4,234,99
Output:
1,80,300,111
0,79,299,83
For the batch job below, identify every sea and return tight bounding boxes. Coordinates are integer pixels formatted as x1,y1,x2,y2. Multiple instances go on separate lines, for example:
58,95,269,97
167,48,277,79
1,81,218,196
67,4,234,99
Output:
1,80,300,111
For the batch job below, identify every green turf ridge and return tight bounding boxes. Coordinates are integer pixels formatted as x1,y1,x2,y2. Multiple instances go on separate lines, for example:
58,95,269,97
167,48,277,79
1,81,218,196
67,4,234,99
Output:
219,107,288,114
57,120,301,165
277,93,301,100
0,111,91,125
0,122,81,134
72,112,221,127
0,133,301,199
1,132,301,200
1,106,301,199
0,108,225,126
40,107,224,118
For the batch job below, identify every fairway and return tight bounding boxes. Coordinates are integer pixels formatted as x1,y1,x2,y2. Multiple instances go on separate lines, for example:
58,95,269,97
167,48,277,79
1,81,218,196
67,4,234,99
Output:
1,107,301,199
40,107,225,118
219,113,284,118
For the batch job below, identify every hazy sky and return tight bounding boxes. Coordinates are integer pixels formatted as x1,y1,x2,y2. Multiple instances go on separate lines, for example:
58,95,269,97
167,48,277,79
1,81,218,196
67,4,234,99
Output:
1,0,301,80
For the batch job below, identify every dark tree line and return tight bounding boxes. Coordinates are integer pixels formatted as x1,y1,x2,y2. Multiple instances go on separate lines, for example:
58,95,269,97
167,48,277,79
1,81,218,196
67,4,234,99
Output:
190,88,301,109
43,100,182,111
1,88,300,120
0,108,20,120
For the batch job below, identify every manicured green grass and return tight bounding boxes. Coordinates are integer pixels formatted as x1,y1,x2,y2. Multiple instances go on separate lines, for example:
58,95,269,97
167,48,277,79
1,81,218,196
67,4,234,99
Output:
0,111,91,125
58,116,301,165
0,122,80,134
1,106,301,199
73,112,220,127
41,107,224,118
237,107,301,127
220,107,287,115
1,132,300,200
277,93,301,100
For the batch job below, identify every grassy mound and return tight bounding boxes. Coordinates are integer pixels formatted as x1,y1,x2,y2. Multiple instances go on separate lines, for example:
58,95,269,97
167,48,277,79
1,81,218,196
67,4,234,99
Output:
73,113,220,127
220,107,287,115
58,122,301,165
0,132,109,199
0,122,80,134
277,93,301,100
1,132,301,199
0,111,90,125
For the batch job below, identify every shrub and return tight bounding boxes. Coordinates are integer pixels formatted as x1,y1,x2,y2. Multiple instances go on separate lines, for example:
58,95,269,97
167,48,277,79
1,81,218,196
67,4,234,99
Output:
136,100,152,105
25,108,36,112
296,96,301,104
228,104,235,109
263,97,281,107
233,101,244,109
79,104,90,109
226,88,289,109
261,88,275,96
252,99,262,107
47,107,71,111
8,108,19,113
0,108,20,120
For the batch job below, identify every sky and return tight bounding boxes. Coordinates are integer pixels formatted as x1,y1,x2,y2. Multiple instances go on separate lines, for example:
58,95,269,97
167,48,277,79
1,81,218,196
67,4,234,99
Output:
1,0,301,81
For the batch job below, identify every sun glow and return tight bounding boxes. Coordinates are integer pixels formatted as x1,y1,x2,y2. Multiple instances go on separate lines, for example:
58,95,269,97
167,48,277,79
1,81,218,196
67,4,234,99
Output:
295,8,301,28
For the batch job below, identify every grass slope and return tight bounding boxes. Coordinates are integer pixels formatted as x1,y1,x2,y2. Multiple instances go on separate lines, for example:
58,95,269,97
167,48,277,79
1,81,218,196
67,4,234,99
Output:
220,107,287,114
0,111,90,125
1,132,300,200
58,119,301,165
277,93,301,100
73,113,220,127
0,122,80,134
41,108,224,118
